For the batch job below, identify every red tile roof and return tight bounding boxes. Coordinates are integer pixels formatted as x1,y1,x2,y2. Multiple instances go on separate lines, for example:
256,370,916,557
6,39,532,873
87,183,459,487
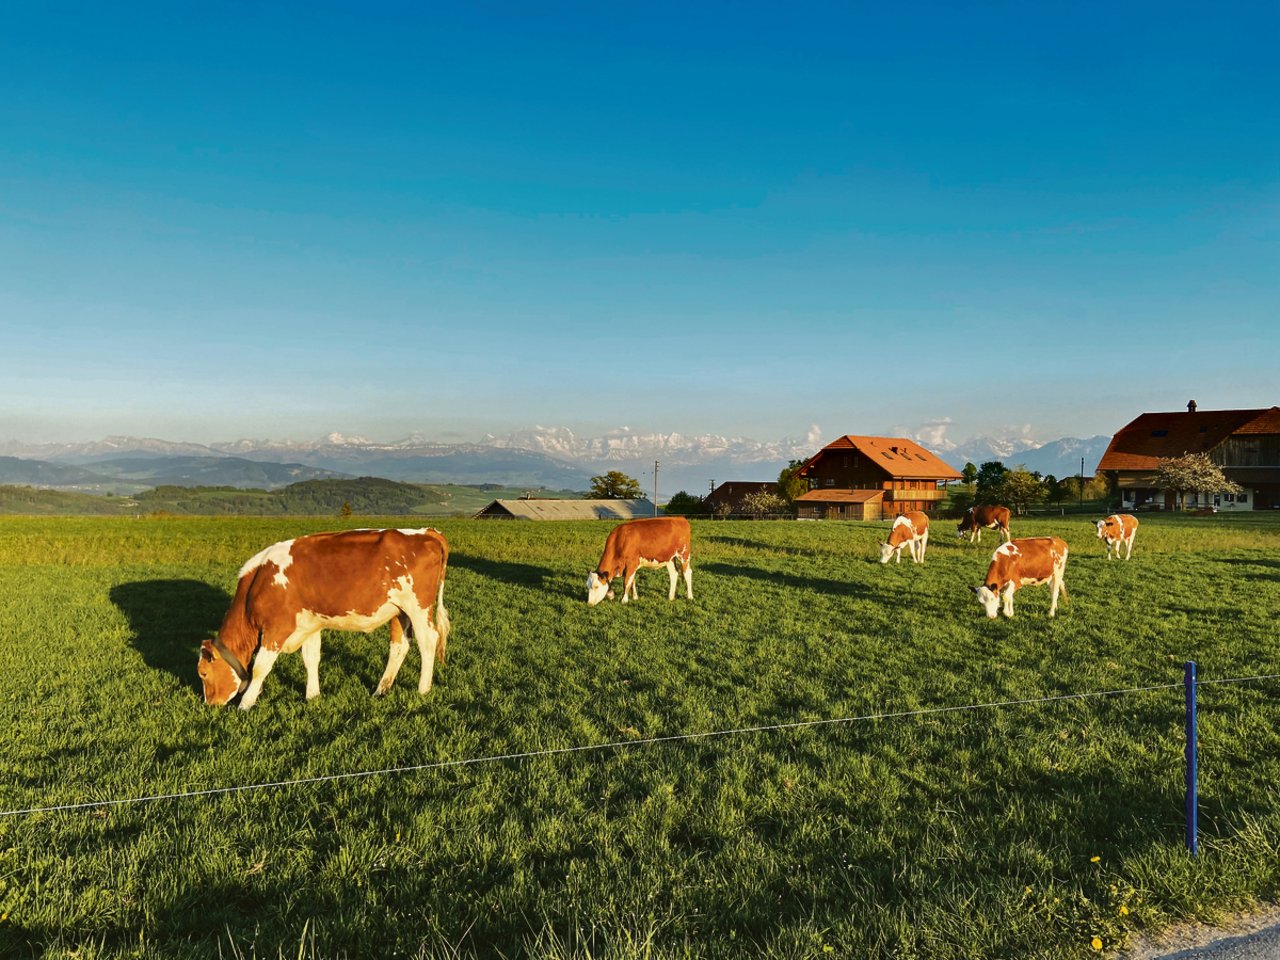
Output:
798,435,963,481
795,489,885,503
1097,407,1279,471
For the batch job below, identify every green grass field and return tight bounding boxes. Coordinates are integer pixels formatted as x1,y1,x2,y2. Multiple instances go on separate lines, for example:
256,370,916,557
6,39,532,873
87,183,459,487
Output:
1,514,1278,959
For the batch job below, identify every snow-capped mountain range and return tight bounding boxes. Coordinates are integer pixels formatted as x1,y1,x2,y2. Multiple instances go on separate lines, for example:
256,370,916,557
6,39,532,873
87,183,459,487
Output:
0,427,1113,494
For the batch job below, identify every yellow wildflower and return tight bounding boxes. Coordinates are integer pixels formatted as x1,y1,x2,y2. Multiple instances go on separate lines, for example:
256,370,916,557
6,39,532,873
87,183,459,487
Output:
1119,905,1129,916
1091,936,1103,950
1090,856,1101,863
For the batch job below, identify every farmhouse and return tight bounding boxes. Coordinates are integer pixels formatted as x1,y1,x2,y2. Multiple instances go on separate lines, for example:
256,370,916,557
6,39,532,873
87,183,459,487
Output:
1097,401,1280,511
474,498,661,520
705,481,779,516
793,435,962,521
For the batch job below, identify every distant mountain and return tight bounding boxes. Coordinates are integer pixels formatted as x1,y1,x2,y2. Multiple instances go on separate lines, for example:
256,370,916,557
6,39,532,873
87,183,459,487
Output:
0,456,113,487
932,436,1112,478
0,427,1114,495
480,425,819,493
87,456,348,489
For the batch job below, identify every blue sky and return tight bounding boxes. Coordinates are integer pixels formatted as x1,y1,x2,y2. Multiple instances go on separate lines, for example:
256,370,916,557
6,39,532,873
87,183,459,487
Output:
2,2,1276,448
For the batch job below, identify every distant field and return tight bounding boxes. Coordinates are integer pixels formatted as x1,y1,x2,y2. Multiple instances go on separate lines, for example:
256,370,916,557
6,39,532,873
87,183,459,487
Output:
1,514,1278,959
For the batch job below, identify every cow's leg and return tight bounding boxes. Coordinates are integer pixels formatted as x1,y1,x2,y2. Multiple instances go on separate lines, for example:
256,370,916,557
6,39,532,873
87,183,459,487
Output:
1049,576,1062,617
682,556,693,598
407,609,441,694
375,615,412,696
665,560,678,600
622,567,637,603
1001,525,1011,543
238,647,282,711
1001,584,1015,618
916,531,928,563
301,631,323,700
1125,535,1135,560
975,528,982,544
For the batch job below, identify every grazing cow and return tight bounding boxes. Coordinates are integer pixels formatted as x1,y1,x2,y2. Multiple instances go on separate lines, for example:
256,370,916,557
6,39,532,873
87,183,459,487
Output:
1095,513,1139,560
198,528,450,710
879,511,930,564
587,516,692,606
972,537,1069,619
956,504,1012,544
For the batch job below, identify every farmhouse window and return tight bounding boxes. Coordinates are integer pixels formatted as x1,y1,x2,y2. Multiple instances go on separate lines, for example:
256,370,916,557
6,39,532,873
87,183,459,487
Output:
1239,493,1248,504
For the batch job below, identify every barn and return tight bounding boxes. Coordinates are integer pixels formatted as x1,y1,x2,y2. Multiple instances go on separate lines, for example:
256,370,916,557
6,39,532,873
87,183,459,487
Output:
793,435,962,521
1098,401,1280,511
474,498,661,520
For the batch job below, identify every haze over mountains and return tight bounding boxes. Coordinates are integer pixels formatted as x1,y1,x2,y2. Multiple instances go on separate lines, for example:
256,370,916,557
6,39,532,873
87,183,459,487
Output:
0,427,1113,496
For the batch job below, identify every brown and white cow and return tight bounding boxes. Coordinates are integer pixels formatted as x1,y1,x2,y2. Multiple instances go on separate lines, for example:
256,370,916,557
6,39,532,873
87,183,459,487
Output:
587,516,692,606
956,504,1012,544
972,536,1069,619
198,528,451,710
1096,513,1139,560
879,511,930,564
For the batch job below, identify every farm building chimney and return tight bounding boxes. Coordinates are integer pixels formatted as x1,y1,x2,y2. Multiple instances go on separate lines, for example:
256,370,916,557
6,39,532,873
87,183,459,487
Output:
1188,400,1197,413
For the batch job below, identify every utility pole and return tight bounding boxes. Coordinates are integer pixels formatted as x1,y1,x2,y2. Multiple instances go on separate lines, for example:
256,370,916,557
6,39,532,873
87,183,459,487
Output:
1079,456,1085,509
653,460,660,516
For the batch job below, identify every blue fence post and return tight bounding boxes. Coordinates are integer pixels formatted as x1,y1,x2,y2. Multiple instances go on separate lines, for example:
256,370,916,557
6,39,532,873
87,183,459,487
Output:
1185,660,1198,856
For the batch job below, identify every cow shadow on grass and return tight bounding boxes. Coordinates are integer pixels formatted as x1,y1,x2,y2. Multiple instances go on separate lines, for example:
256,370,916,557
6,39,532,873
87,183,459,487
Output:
448,553,554,589
1213,557,1280,581
110,579,230,689
699,561,876,599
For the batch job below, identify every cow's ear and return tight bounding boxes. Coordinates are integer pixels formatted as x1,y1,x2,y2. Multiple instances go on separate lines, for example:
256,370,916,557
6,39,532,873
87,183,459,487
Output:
987,583,999,593
971,585,982,594
199,640,215,661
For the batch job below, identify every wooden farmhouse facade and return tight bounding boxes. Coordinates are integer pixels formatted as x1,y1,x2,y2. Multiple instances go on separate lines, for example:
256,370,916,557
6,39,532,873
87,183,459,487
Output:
793,435,963,521
1097,402,1280,511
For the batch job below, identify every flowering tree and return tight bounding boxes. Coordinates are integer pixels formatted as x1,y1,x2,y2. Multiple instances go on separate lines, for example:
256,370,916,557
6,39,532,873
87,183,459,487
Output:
740,490,789,519
1154,453,1241,509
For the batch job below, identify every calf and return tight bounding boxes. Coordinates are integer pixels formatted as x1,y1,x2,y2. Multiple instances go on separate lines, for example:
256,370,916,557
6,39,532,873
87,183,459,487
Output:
587,516,692,606
879,511,930,564
198,528,451,710
956,504,1011,543
972,536,1069,619
1095,513,1139,560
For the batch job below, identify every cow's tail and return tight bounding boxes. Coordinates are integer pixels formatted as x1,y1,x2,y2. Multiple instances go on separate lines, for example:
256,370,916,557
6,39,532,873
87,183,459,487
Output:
433,573,451,664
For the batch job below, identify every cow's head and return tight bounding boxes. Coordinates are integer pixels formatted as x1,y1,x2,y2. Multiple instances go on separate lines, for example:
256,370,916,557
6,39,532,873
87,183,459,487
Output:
198,639,248,706
1095,518,1113,539
878,542,897,564
972,583,1001,619
586,570,614,606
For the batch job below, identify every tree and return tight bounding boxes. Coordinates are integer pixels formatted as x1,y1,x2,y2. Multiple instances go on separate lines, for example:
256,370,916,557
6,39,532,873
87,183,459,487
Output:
974,461,1010,503
777,459,809,505
1154,453,1242,510
340,500,353,518
664,491,706,516
586,471,644,500
1044,474,1067,506
1000,470,1048,516
961,462,978,489
740,489,789,519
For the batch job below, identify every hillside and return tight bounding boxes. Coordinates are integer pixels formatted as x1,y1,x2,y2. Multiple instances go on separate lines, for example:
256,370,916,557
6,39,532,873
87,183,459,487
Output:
0,479,580,517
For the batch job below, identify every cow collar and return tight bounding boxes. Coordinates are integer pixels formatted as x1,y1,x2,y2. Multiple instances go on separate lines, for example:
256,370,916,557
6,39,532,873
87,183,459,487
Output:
212,636,250,685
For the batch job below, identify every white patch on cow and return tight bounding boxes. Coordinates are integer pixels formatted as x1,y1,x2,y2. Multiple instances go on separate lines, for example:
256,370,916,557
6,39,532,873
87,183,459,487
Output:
993,542,1019,559
892,515,913,530
397,527,429,536
587,571,610,606
975,585,1000,618
239,539,295,587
